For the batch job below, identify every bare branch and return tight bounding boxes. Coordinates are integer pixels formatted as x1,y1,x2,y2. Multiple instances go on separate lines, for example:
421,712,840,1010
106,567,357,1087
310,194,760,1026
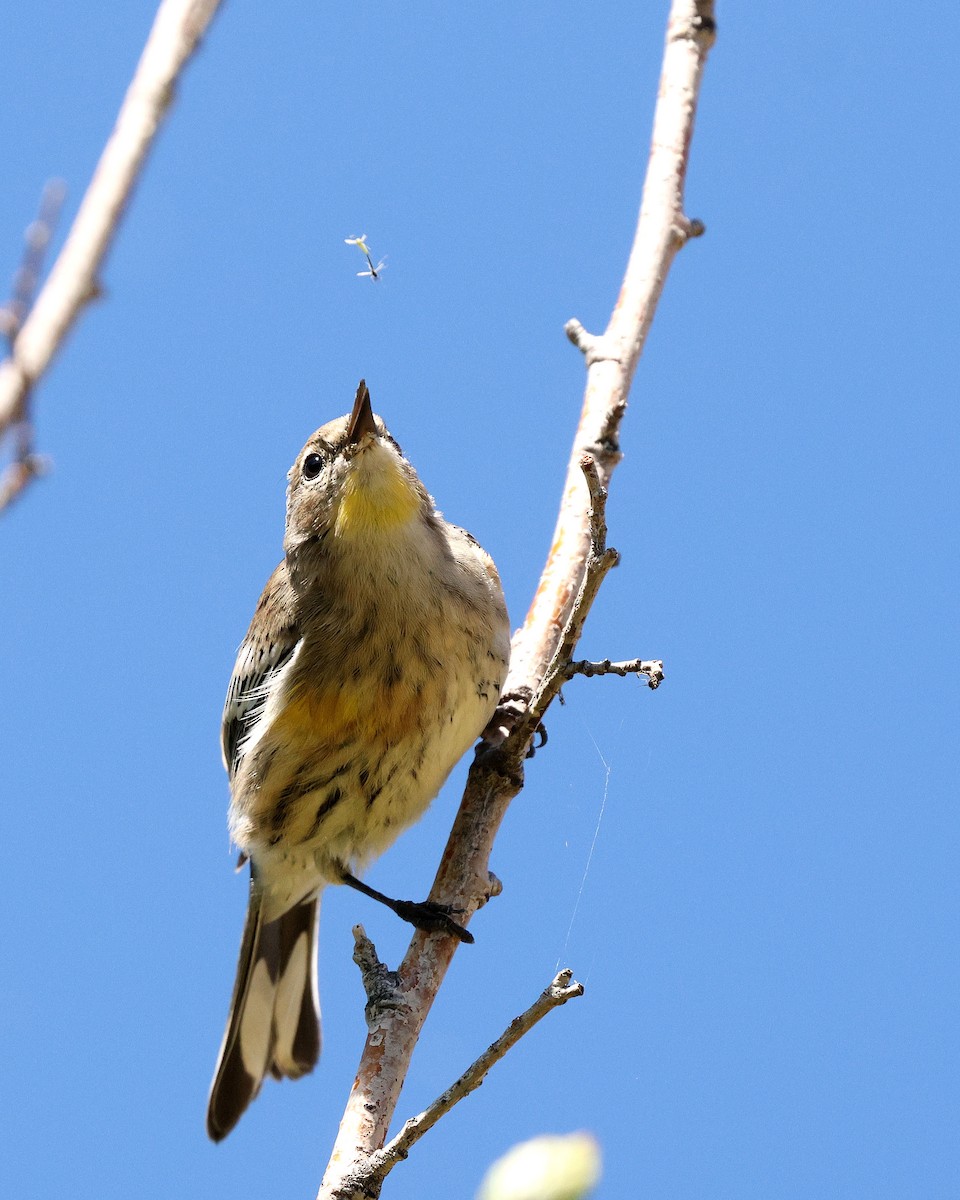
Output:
317,4,716,1195
565,658,665,689
510,0,716,702
0,0,225,504
342,972,584,1196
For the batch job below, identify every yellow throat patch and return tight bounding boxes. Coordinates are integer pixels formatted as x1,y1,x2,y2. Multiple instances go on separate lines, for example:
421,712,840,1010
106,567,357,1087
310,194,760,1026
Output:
334,448,420,538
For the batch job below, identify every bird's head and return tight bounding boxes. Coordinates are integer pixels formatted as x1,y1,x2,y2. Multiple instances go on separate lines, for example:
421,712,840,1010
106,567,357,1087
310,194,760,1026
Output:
284,381,431,551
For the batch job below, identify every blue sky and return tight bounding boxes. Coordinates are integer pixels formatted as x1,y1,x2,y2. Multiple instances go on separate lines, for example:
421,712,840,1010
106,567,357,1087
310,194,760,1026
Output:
2,3,957,1198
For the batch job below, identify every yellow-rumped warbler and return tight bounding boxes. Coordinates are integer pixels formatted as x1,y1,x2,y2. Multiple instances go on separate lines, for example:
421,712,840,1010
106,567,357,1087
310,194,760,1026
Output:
206,382,510,1141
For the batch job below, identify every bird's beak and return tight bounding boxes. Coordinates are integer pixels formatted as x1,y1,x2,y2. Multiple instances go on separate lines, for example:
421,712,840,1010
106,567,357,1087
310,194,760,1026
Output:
346,380,378,445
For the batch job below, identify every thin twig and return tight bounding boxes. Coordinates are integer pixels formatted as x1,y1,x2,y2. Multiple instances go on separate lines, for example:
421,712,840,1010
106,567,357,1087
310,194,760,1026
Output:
351,972,584,1192
317,5,716,1196
565,658,665,689
0,453,50,511
0,0,225,513
0,180,67,347
0,181,67,511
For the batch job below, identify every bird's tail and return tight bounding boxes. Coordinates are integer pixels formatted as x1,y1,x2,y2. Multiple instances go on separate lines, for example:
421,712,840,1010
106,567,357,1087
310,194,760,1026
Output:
206,881,321,1142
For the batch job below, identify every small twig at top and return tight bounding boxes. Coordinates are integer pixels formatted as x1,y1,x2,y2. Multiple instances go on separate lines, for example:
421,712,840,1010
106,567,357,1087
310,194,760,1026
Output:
564,318,622,367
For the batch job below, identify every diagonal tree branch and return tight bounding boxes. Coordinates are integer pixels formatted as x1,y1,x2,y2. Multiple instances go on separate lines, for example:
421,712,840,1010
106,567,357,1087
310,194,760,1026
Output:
362,969,584,1192
0,0,225,511
318,4,717,1197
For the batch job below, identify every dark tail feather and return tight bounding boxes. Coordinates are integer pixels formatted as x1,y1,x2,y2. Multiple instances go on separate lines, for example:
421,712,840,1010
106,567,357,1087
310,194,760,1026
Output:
206,883,321,1142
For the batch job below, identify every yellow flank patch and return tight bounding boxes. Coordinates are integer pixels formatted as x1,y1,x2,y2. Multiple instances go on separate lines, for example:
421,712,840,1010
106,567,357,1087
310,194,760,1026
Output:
335,452,420,537
277,680,426,744
275,690,360,739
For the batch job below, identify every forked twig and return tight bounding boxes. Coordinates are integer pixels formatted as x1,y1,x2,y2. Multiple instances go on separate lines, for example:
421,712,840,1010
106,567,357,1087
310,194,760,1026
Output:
343,971,584,1194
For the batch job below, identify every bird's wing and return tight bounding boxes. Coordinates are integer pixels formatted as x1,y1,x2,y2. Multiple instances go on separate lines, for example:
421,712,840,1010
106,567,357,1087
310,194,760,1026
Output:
221,561,301,779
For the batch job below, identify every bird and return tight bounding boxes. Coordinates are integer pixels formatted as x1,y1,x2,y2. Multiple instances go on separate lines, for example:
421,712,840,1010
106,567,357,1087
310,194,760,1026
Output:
206,381,510,1141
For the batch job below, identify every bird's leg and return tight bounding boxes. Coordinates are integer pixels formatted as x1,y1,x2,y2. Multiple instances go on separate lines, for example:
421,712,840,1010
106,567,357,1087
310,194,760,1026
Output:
339,871,474,944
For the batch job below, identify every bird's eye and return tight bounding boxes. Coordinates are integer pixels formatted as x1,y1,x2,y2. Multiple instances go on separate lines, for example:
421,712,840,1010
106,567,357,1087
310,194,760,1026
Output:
302,453,324,480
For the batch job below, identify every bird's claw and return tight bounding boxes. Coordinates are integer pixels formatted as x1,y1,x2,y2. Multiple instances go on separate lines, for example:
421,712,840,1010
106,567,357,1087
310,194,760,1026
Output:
391,899,474,944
